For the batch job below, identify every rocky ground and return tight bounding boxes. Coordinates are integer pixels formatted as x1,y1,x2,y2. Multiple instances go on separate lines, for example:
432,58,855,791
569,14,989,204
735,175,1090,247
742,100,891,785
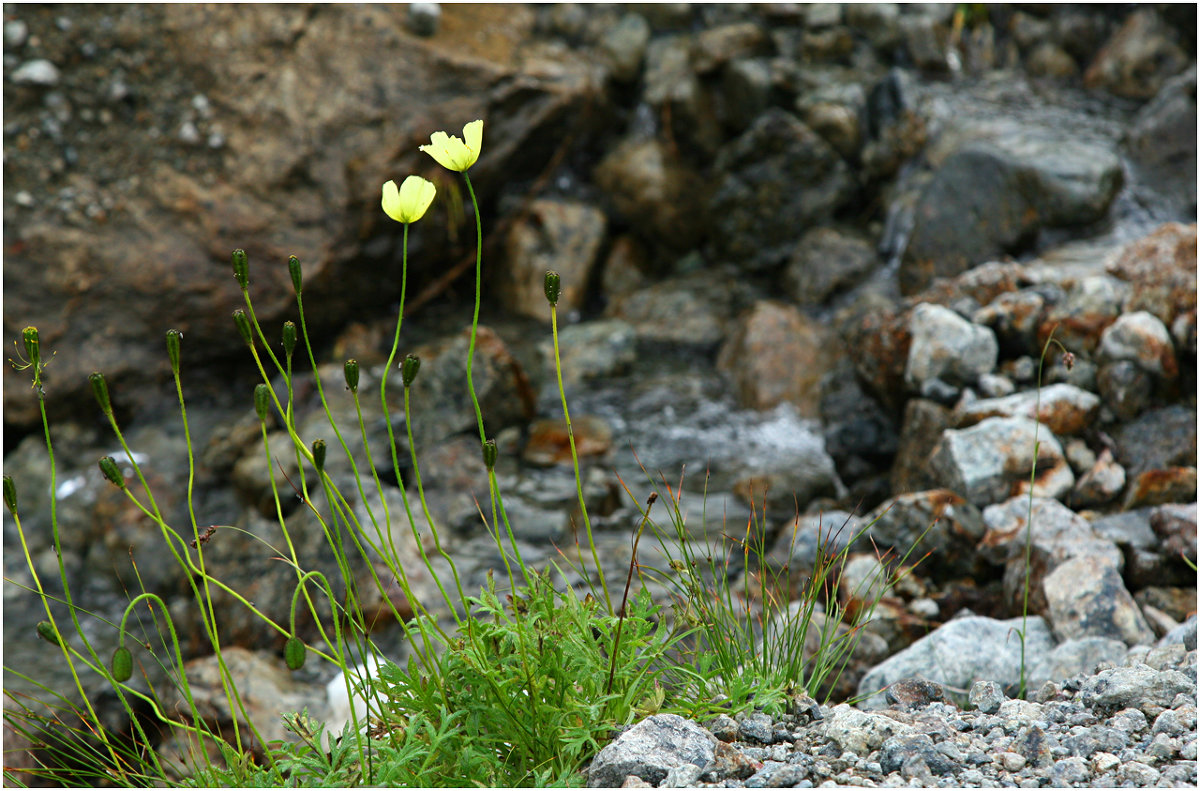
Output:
3,3,1196,786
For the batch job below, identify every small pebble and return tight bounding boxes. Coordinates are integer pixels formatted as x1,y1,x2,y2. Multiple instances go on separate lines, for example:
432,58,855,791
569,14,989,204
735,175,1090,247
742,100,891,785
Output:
11,59,60,86
4,19,29,48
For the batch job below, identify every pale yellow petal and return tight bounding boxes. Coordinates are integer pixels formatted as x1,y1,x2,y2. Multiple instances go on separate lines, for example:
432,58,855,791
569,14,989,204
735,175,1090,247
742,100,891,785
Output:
397,175,436,223
463,120,483,161
420,131,458,170
381,179,405,223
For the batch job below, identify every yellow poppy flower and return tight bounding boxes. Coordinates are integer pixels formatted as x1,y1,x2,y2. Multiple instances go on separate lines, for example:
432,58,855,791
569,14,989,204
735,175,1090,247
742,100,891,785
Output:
381,176,436,224
419,119,483,172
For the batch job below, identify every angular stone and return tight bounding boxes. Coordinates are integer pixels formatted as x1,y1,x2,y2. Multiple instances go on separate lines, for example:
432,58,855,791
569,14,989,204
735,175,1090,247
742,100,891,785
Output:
782,227,878,306
857,616,1055,709
1097,311,1178,379
1072,449,1126,508
594,138,706,253
901,129,1122,294
587,714,717,788
865,489,986,576
818,705,916,755
542,319,637,386
930,417,1072,507
954,383,1100,437
905,303,998,391
1027,637,1129,692
522,415,613,467
980,496,1123,615
1107,224,1196,330
1124,467,1197,510
717,300,842,416
1080,665,1194,718
890,399,954,494
1083,8,1190,100
708,109,854,272
499,199,607,321
605,270,740,349
1044,554,1156,646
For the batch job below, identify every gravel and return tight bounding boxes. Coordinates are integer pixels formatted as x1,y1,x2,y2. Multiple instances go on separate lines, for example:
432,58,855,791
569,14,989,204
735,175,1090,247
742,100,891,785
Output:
587,643,1197,788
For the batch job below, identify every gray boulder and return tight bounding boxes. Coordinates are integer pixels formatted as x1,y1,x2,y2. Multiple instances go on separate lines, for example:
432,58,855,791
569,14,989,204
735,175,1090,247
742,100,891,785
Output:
857,615,1055,709
587,714,717,788
900,127,1122,294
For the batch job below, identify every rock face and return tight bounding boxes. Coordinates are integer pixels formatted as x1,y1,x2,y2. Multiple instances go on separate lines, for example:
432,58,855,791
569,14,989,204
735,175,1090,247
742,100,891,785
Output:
2,4,606,428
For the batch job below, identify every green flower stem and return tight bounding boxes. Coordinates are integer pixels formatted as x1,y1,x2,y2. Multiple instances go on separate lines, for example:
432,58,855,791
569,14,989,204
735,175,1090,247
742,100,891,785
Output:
9,491,129,781
115,594,206,752
21,365,136,780
550,301,612,615
377,220,470,624
460,171,532,588
461,172,488,447
240,288,286,381
401,386,468,619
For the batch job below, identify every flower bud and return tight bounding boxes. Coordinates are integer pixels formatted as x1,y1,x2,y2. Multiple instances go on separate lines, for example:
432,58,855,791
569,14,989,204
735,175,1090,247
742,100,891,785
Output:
284,636,307,670
166,329,183,376
36,621,63,647
111,646,133,682
482,438,497,470
281,322,297,358
344,359,359,393
254,384,271,423
21,326,39,371
231,249,249,291
288,255,302,295
3,476,16,516
312,439,327,472
98,456,125,488
544,270,561,307
401,354,421,387
89,372,112,416
233,310,254,347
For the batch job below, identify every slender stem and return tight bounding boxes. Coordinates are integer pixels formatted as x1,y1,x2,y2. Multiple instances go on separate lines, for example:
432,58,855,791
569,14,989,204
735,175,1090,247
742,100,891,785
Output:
551,302,612,614
461,171,532,587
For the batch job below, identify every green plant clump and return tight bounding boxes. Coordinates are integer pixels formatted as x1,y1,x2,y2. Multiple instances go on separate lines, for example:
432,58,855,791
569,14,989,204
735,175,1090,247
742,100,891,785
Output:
3,117,927,788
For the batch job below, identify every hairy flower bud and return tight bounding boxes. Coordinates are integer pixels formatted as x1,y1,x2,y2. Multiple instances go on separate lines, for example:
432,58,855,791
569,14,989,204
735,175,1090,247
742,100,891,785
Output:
544,270,561,307
36,621,63,647
254,384,271,422
288,255,302,295
233,310,254,347
231,249,249,291
111,646,133,682
166,329,183,376
284,636,307,670
89,372,112,416
312,439,327,473
344,359,359,393
401,354,421,387
281,321,297,358
3,476,16,516
482,437,497,470
98,456,125,488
